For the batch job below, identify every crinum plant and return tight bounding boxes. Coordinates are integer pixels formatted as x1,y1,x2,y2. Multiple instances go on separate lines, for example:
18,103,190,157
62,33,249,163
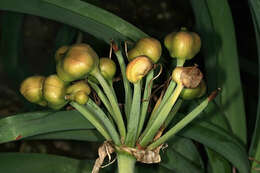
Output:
0,0,252,173
20,27,218,172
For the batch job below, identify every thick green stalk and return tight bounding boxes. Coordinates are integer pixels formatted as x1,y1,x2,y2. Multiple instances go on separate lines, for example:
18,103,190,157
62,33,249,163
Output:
88,80,114,116
115,50,132,118
86,99,121,145
146,80,176,130
137,70,154,137
70,101,111,140
125,81,142,146
92,70,126,141
147,96,209,150
163,99,183,128
117,152,136,173
139,84,183,147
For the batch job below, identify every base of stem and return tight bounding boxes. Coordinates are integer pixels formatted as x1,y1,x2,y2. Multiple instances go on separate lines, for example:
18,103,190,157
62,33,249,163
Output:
117,152,136,173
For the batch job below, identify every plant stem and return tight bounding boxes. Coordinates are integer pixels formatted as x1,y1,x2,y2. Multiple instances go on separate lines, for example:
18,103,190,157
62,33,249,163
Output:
92,70,126,141
86,99,121,145
147,97,209,150
137,69,154,137
163,99,183,128
125,81,141,146
176,59,185,67
139,84,183,147
70,101,111,140
117,152,136,173
146,80,176,130
115,50,132,119
88,80,114,116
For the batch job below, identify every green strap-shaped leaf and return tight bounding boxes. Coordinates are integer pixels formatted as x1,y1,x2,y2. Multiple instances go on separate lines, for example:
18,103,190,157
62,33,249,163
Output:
190,0,247,145
0,153,114,173
28,129,104,142
0,0,147,44
0,110,94,144
160,136,204,173
179,122,250,173
248,0,260,172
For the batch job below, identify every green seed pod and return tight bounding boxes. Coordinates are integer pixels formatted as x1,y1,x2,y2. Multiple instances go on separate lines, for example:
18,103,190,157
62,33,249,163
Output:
172,66,203,88
180,80,207,100
74,91,89,105
99,58,116,80
20,76,47,106
180,86,201,100
126,56,153,83
66,81,91,96
197,80,207,98
164,28,201,60
57,43,99,82
43,74,68,109
55,46,69,62
164,32,176,50
128,37,162,63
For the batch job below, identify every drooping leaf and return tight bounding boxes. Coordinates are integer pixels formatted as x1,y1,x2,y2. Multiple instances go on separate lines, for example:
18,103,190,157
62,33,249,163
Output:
28,129,104,142
190,0,247,145
0,0,147,44
0,153,114,173
160,136,204,173
0,110,95,144
179,122,250,173
248,0,260,172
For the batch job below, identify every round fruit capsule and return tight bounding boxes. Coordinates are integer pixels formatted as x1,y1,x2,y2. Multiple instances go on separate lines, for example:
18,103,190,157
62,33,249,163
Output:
43,74,68,109
20,76,47,106
164,28,201,60
66,81,91,96
74,91,89,105
99,58,116,80
172,66,203,88
55,46,69,62
57,44,99,82
126,56,153,83
128,37,162,63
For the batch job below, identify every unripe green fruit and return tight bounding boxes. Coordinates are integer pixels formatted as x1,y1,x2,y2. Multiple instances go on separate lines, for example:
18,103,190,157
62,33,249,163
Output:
20,76,47,106
180,80,207,100
99,58,116,80
126,56,153,83
172,66,203,88
74,91,89,105
55,46,69,62
66,81,91,96
43,74,68,109
180,86,201,100
197,80,207,98
128,37,162,63
164,28,201,60
57,44,99,82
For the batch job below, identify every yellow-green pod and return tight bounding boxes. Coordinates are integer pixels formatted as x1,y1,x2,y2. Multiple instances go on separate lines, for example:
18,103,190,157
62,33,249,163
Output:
126,56,153,83
128,37,162,63
55,46,69,62
74,91,89,105
43,74,68,109
181,80,207,100
66,81,91,96
57,43,99,82
197,80,207,98
165,28,201,60
20,76,47,106
99,58,116,80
